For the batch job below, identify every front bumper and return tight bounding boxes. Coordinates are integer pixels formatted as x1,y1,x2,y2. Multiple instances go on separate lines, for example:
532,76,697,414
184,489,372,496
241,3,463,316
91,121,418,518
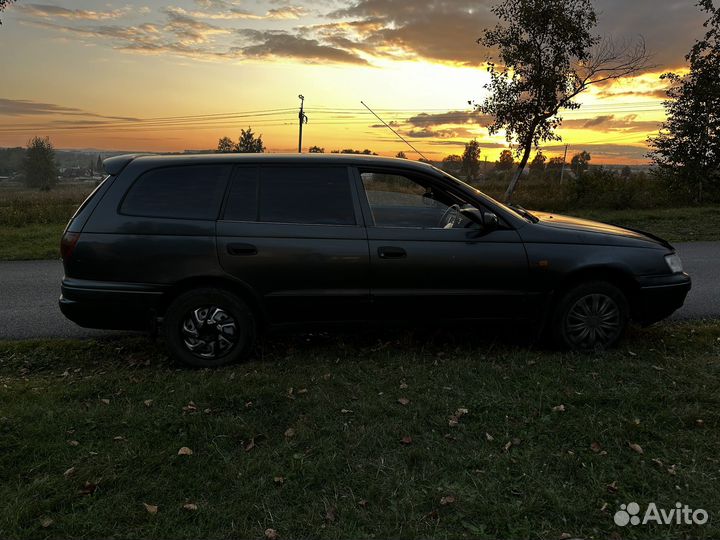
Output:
634,272,692,324
59,277,166,331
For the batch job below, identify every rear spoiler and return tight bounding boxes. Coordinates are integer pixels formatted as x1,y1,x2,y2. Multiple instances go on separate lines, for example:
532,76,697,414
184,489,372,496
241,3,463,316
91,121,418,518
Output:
102,154,147,176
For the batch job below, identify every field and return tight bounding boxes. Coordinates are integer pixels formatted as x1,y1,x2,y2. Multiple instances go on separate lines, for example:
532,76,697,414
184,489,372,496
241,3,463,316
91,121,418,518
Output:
0,321,719,539
1,182,718,261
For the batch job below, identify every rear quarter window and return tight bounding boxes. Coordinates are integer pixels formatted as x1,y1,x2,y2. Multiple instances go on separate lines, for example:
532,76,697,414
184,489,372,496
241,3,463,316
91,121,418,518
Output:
121,164,231,220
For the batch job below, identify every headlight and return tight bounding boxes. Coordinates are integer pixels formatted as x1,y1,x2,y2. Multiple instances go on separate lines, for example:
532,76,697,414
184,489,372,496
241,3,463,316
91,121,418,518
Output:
665,253,683,273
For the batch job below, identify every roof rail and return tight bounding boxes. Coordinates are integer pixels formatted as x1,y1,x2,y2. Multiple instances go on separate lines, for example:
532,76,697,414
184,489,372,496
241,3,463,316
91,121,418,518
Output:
102,154,146,175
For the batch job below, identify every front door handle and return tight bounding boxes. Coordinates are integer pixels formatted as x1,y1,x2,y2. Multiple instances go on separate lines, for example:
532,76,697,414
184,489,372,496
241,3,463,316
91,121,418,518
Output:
378,246,407,259
227,243,257,256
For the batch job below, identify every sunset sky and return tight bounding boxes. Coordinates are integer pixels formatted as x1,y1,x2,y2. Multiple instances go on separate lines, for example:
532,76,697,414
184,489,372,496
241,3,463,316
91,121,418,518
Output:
0,0,709,163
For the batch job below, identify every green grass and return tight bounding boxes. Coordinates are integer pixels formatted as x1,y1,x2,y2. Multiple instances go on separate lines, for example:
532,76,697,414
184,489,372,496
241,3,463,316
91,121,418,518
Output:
0,223,64,260
1,321,719,539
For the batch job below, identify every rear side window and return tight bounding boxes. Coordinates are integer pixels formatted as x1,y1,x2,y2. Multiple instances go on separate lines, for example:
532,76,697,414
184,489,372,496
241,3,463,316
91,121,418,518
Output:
121,165,230,220
224,166,355,225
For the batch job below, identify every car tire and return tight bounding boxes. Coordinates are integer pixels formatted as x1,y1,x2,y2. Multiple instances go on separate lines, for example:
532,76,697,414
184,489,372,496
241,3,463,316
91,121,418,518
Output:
162,288,256,368
551,281,629,351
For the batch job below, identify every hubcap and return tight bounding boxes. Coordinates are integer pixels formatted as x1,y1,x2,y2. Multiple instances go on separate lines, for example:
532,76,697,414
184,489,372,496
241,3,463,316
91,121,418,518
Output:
181,306,238,359
565,293,620,349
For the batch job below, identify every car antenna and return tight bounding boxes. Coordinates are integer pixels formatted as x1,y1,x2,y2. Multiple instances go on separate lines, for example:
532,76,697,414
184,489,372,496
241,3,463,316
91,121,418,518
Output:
360,101,430,161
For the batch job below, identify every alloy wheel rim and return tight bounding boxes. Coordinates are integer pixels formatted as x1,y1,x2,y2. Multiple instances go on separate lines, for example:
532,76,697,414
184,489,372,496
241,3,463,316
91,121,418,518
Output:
181,306,238,359
565,293,620,349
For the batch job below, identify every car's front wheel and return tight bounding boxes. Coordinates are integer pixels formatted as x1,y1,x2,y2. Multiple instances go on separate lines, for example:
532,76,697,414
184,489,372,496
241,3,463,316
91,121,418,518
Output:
163,288,256,367
552,281,629,351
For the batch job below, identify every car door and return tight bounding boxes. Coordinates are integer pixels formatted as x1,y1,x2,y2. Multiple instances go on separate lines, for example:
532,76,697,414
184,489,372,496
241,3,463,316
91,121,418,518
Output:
216,164,370,323
355,167,529,320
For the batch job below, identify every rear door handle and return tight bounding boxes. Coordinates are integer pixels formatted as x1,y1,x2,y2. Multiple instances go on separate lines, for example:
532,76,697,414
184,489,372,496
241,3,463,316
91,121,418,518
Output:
227,243,257,256
378,246,407,259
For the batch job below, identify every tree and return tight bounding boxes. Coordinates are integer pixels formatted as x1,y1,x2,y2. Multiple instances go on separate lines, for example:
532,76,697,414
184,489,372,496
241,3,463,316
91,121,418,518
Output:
529,152,547,176
217,136,235,153
495,149,515,171
547,157,567,170
96,154,103,173
0,0,15,25
441,154,463,174
23,136,58,191
476,0,648,201
461,139,481,180
648,0,720,202
571,151,591,175
308,145,325,153
395,151,408,159
236,128,265,153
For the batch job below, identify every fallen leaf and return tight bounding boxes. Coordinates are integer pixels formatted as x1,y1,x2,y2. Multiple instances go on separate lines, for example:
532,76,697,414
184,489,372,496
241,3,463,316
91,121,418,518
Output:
400,435,413,445
297,388,308,394
325,506,338,522
67,440,80,447
448,416,459,427
143,503,158,514
668,464,677,476
397,397,410,406
182,401,197,412
503,441,513,452
183,503,198,511
273,476,285,485
265,528,279,540
113,435,126,441
399,382,408,389
143,399,153,407
485,432,494,441
244,438,255,452
559,533,572,540
100,398,110,405
39,517,54,528
600,502,608,512
177,446,193,456
440,495,456,506
358,499,368,508
628,350,637,357
552,404,566,412
340,409,353,414
628,442,644,454
455,408,469,416
606,480,619,494
590,442,602,453
284,428,296,438
63,467,76,479
696,419,705,428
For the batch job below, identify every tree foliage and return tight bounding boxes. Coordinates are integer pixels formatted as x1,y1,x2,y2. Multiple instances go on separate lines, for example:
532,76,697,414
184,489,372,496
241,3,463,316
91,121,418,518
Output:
477,0,648,201
529,152,547,175
461,139,481,179
23,136,58,191
217,128,265,153
395,151,408,159
648,0,720,202
308,145,325,153
0,0,15,25
571,151,591,175
495,149,515,171
441,154,463,175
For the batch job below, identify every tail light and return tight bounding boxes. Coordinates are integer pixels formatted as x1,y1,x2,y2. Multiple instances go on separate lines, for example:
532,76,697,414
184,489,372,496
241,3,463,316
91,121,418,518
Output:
60,231,80,261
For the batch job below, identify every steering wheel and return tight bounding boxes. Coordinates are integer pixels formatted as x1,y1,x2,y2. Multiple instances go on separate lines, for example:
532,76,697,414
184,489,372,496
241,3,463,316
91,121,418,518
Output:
438,204,461,228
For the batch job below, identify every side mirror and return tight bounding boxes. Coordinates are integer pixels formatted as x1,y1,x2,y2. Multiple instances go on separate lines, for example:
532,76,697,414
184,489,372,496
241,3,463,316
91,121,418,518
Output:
459,205,484,225
483,211,499,229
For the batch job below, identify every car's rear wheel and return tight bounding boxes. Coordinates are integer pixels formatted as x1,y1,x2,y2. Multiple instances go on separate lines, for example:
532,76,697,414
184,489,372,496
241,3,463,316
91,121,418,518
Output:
552,281,629,351
163,288,256,367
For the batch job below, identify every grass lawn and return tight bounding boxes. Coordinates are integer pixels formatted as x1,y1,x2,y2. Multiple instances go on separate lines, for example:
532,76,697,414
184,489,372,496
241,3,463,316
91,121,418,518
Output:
1,321,718,539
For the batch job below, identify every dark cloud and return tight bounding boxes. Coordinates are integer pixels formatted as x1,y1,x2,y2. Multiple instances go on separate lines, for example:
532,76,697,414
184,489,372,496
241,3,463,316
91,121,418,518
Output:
0,98,138,121
14,3,130,20
237,29,369,64
406,110,492,128
405,126,478,139
562,114,661,132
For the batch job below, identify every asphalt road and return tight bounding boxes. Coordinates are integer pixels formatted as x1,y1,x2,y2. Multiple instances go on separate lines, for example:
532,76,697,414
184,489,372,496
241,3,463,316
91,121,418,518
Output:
1,242,718,340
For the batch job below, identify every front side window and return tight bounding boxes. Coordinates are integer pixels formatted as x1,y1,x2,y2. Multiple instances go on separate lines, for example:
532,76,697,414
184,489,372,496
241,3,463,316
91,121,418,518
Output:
360,171,472,229
121,165,230,220
224,166,356,225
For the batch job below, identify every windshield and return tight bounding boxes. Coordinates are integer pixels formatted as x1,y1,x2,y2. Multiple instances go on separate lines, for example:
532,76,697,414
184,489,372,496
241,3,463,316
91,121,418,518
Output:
433,166,536,222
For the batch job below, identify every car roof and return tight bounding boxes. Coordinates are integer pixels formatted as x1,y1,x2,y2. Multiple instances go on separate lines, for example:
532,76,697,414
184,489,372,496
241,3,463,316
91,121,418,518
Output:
103,153,438,176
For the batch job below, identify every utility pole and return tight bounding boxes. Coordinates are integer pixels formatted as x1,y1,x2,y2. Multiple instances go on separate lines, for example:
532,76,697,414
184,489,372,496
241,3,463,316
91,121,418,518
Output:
559,144,569,184
297,94,308,153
